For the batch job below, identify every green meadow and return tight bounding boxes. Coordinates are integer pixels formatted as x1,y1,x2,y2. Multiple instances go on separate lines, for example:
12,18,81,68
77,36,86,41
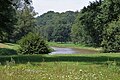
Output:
0,43,120,80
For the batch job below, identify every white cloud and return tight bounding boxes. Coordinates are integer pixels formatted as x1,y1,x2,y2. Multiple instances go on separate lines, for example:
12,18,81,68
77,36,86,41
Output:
32,0,97,15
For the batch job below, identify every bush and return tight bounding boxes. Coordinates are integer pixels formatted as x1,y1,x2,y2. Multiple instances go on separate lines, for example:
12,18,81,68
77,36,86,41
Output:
17,32,51,54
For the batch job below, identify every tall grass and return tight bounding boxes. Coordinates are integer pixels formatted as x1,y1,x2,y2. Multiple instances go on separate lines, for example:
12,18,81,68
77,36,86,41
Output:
0,53,120,80
0,60,120,80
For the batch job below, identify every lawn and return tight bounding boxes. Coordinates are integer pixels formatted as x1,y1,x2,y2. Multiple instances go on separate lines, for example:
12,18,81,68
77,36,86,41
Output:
0,43,120,80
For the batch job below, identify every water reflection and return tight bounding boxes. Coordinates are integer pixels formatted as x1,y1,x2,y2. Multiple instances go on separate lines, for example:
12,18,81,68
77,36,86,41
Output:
49,47,98,55
49,47,76,55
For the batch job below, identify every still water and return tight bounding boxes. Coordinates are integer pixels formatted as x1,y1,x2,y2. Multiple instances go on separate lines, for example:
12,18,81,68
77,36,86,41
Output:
49,47,98,55
49,47,76,55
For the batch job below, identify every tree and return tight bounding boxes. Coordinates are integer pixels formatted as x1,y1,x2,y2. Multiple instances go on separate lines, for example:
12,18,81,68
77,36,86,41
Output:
36,11,59,41
71,0,102,46
0,0,32,42
102,19,120,52
11,4,36,42
71,0,120,52
99,0,120,52
52,24,71,42
0,0,16,42
71,13,89,44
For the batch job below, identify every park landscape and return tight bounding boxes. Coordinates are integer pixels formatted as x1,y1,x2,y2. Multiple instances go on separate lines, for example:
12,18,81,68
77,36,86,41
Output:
0,0,120,80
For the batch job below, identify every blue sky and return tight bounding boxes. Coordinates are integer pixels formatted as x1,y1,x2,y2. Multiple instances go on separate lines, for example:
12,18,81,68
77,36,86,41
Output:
32,0,97,15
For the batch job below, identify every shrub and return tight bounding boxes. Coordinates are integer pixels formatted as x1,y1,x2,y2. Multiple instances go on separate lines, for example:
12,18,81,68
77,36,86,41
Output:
17,32,51,54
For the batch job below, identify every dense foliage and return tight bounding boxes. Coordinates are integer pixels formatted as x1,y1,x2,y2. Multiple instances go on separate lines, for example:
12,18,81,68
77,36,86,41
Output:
102,19,120,52
0,0,16,42
0,0,35,42
11,4,36,42
71,0,102,46
18,32,51,54
71,0,120,52
36,11,78,42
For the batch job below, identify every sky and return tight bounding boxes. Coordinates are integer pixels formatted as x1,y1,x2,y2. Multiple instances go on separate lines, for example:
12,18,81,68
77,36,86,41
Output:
32,0,97,15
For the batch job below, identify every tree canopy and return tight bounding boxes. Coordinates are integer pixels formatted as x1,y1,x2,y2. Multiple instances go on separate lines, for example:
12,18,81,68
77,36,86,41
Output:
36,11,78,42
71,0,120,52
0,0,36,42
0,0,16,41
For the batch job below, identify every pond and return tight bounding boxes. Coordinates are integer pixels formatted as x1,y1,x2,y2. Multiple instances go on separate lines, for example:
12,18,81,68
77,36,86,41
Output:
49,47,98,55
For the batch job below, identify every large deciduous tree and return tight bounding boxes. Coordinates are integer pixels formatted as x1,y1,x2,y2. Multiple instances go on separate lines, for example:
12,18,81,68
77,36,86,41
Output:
0,0,32,42
102,18,120,52
71,0,120,52
11,4,36,42
0,0,16,42
71,0,102,46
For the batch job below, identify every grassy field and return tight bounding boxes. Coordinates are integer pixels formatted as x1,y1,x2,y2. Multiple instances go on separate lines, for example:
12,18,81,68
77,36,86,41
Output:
48,42,102,51
0,43,120,80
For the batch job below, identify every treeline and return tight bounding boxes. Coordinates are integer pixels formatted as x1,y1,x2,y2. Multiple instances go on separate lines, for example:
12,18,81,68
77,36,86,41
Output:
36,0,120,52
36,11,78,42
